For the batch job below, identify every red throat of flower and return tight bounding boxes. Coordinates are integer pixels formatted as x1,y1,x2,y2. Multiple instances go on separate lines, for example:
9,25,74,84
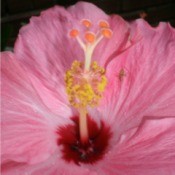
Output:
61,19,112,163
58,116,111,164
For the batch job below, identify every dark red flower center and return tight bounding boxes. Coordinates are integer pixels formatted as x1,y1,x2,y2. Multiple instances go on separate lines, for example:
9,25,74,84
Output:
57,116,111,164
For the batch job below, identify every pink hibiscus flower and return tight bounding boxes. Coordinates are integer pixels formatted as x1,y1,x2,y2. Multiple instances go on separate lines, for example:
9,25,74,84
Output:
1,2,175,175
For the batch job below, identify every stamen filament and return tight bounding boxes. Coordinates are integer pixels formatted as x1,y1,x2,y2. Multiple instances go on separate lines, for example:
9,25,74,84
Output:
79,107,89,145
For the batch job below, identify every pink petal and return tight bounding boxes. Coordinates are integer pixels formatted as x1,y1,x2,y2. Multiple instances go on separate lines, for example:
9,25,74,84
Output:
96,117,175,175
94,14,132,67
100,20,175,129
27,73,72,116
1,52,68,164
2,2,175,174
67,1,108,23
1,150,98,175
14,5,83,92
12,3,137,125
13,2,132,92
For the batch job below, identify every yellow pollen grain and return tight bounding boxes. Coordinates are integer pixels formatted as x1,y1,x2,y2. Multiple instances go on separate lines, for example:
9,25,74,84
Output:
65,60,107,108
98,76,107,92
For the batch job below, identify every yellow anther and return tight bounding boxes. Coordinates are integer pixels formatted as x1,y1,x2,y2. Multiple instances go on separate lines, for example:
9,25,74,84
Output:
91,61,98,70
65,60,107,108
98,76,107,92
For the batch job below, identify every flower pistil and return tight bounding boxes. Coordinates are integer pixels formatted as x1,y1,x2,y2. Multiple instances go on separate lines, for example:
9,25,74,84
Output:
65,19,112,144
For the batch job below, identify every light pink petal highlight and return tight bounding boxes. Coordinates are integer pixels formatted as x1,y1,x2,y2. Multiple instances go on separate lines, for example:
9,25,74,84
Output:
67,1,108,24
14,5,84,98
1,150,98,175
100,20,175,129
96,117,175,175
94,15,131,67
1,52,67,164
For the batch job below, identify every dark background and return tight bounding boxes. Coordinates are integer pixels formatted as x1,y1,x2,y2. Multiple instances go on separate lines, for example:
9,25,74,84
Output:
1,0,175,50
